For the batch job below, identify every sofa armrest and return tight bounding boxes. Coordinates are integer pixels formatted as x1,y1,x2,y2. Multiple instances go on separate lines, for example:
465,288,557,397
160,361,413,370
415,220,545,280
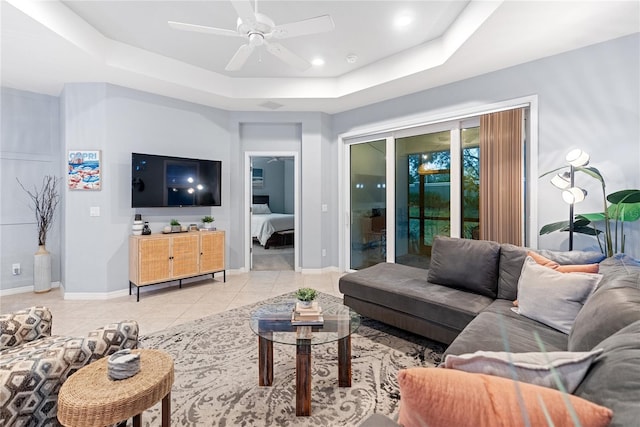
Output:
0,306,52,351
85,320,139,362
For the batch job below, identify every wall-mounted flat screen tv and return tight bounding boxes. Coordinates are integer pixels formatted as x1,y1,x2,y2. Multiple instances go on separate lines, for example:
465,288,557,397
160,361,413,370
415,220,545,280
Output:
131,153,221,207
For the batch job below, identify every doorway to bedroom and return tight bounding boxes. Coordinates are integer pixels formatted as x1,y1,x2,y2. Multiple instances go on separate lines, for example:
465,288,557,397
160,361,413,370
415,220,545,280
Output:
249,155,296,271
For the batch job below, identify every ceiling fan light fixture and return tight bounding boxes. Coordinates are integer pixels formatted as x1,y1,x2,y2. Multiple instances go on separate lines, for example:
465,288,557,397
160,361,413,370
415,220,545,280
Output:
248,32,264,46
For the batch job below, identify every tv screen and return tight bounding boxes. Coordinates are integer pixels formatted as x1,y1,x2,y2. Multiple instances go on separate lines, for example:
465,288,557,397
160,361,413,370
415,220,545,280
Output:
131,153,221,207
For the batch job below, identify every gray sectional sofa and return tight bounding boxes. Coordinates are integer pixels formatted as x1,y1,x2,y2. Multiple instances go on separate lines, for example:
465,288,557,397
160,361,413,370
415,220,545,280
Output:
339,236,640,427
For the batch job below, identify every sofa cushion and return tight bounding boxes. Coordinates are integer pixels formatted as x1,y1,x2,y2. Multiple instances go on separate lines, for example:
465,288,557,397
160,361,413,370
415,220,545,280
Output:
397,367,613,427
515,257,602,334
497,244,528,300
427,236,501,298
339,263,493,331
441,348,603,393
568,280,640,352
444,300,569,357
574,320,640,427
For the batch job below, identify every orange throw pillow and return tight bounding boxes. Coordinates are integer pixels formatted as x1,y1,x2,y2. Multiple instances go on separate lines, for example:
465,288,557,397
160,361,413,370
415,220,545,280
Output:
397,367,612,427
528,251,600,273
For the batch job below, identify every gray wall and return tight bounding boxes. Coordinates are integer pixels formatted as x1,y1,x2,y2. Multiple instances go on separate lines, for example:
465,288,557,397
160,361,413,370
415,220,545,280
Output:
59,83,230,294
333,33,640,258
1,33,638,294
1,88,61,293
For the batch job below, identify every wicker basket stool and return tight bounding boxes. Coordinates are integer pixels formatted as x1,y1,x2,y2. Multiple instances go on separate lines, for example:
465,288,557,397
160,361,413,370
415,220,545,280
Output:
58,349,174,427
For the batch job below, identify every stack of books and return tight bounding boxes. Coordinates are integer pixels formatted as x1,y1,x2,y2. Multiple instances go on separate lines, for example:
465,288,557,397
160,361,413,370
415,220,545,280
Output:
291,301,324,326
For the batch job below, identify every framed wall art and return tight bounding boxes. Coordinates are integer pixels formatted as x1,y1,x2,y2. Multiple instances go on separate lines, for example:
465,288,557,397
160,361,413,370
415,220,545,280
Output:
68,150,102,190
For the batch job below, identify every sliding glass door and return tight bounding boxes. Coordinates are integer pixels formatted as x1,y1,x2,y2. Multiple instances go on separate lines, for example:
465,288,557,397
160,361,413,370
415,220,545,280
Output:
349,140,386,270
395,131,451,267
344,107,527,271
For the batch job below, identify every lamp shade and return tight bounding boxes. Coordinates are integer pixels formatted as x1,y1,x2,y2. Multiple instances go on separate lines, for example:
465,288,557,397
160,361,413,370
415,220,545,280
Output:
566,149,590,167
562,187,587,204
551,172,571,189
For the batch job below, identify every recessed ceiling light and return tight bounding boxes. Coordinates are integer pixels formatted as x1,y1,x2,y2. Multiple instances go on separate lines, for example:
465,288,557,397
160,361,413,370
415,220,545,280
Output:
394,13,414,28
311,57,325,66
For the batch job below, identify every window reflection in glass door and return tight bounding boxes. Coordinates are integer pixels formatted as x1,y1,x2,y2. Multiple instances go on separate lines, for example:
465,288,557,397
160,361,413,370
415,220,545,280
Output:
461,126,480,240
395,131,451,268
350,140,386,270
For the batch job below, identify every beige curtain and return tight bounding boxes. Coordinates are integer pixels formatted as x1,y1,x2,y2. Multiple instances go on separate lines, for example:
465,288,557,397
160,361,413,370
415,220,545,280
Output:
479,108,523,245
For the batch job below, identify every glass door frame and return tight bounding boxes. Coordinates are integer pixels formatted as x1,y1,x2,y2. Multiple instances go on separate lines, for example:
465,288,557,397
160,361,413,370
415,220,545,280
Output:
338,96,538,272
342,135,395,272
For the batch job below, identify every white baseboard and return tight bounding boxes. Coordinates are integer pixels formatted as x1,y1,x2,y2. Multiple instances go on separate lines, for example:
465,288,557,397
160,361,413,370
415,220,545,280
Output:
0,281,61,297
63,288,130,300
300,266,340,274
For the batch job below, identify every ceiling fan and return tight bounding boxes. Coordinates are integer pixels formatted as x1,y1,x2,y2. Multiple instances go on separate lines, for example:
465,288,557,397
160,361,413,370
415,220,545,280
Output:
168,0,335,71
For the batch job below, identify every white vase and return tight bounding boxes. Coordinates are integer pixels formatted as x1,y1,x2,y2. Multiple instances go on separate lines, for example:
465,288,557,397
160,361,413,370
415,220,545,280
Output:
34,245,52,293
132,220,143,235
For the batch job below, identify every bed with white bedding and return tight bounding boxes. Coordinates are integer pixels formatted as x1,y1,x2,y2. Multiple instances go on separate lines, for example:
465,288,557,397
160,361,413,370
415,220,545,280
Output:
251,195,294,248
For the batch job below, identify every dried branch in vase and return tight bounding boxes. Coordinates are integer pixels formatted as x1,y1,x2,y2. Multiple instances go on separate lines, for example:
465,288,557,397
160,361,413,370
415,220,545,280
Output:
17,175,60,247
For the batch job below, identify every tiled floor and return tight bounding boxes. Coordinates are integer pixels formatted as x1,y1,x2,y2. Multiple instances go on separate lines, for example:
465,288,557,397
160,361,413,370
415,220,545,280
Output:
1,270,345,337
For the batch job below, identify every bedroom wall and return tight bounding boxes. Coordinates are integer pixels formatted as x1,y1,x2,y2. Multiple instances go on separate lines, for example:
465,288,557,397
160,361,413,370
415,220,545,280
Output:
250,156,294,214
332,33,640,258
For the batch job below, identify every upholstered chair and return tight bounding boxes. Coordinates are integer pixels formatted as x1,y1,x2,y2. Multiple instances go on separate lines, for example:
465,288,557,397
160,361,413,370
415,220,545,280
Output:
0,306,139,426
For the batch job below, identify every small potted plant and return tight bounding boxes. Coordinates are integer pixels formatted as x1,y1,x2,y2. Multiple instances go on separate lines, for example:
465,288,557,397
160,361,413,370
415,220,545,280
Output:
170,219,181,233
295,287,318,308
202,215,215,230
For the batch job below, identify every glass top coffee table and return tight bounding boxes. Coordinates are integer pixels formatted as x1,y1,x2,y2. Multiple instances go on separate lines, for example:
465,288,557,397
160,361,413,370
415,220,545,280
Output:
249,301,360,416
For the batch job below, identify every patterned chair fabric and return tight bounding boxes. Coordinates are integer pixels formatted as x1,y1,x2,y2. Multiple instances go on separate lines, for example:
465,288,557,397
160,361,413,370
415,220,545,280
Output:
0,306,52,351
0,306,139,426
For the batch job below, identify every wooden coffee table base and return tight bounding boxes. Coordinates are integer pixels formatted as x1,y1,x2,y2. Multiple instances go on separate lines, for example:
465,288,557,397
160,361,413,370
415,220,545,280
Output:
258,334,352,416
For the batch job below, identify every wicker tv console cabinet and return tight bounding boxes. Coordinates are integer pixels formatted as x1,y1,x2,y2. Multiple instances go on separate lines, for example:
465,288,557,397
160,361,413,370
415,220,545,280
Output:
129,230,225,301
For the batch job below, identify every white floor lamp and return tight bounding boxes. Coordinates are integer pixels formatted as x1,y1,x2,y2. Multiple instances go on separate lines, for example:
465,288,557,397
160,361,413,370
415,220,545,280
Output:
550,149,589,250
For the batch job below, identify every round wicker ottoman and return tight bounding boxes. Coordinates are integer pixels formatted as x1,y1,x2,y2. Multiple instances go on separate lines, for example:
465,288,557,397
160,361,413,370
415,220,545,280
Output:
58,349,174,427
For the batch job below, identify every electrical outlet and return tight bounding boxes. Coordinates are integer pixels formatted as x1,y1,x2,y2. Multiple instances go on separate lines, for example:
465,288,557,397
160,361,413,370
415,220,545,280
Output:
322,249,327,257
12,263,20,275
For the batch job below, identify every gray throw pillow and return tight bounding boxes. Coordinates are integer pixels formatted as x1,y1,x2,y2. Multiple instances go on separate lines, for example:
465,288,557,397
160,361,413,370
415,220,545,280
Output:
442,348,603,393
515,257,602,334
427,236,500,298
568,282,640,351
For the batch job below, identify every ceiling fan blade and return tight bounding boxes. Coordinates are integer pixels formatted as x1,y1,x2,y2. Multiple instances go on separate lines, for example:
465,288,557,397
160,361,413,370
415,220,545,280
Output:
272,15,335,39
265,41,310,71
230,0,256,25
168,21,239,38
225,44,255,71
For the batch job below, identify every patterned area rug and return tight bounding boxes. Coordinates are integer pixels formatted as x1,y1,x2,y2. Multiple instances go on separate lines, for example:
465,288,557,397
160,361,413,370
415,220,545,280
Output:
139,292,445,426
